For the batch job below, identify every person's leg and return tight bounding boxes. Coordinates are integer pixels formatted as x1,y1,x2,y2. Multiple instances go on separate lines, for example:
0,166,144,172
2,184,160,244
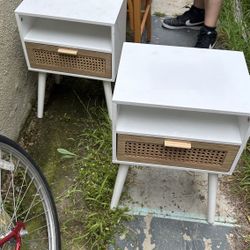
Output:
204,0,223,27
195,0,223,48
162,1,205,30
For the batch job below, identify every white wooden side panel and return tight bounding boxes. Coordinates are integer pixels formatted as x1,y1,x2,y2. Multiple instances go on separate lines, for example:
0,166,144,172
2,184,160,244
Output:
229,118,250,174
112,159,230,175
15,14,35,68
238,116,249,141
17,15,35,38
112,0,127,81
112,103,118,162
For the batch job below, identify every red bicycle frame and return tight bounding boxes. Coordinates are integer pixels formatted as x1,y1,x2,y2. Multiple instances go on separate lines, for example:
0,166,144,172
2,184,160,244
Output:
0,222,25,250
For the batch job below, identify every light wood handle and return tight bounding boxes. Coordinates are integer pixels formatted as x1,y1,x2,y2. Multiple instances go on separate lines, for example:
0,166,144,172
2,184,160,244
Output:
57,48,78,56
164,139,192,149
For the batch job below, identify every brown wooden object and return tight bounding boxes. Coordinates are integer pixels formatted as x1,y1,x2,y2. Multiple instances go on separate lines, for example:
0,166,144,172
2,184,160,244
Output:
127,0,152,43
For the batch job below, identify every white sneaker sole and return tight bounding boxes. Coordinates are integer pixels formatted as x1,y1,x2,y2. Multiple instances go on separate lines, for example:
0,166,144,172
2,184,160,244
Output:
162,21,203,31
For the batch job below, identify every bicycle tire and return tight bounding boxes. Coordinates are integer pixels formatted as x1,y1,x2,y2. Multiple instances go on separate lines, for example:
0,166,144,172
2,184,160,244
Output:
0,135,61,250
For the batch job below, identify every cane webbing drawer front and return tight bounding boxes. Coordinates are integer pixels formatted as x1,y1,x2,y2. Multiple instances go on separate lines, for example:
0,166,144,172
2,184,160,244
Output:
117,134,239,172
26,42,112,78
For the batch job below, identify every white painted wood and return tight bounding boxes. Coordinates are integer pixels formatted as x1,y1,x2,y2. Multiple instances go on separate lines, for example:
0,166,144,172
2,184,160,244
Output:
15,15,34,68
112,159,232,175
16,0,126,122
229,119,250,174
15,0,126,81
28,67,114,82
110,164,129,209
111,44,250,221
116,106,242,145
25,19,112,53
112,0,127,80
15,0,126,84
15,0,125,26
113,43,250,116
238,116,249,141
103,81,113,120
112,103,118,163
37,72,47,118
208,173,218,224
16,15,35,39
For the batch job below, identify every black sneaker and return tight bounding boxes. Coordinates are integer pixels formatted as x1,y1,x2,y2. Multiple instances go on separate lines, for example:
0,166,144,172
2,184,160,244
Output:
162,5,205,30
195,26,217,49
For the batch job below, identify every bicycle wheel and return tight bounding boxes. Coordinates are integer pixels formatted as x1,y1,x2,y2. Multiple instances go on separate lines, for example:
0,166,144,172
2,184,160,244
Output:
0,135,61,250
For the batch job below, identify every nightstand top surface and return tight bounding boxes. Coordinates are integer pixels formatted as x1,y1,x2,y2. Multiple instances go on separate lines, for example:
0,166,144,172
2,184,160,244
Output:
113,43,250,116
15,0,124,25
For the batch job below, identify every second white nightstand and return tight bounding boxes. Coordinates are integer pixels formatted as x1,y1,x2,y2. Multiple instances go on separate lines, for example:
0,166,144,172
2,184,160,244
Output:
111,43,250,224
15,0,127,118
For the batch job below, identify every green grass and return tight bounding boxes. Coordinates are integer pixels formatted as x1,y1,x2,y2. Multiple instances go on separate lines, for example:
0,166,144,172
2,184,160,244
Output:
219,0,250,196
234,144,250,206
219,0,250,246
219,0,250,69
58,104,132,249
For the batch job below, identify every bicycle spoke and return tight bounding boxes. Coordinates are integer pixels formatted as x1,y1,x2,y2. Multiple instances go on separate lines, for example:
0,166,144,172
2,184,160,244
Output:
27,224,48,234
3,176,12,205
11,172,17,223
14,166,28,213
23,237,49,242
16,197,43,219
6,176,34,231
15,176,34,214
3,159,20,204
24,187,41,222
24,209,46,223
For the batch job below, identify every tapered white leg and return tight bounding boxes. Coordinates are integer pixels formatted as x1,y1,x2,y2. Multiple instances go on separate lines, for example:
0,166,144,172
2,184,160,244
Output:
55,75,61,84
37,72,47,118
103,81,112,120
111,164,129,209
208,173,218,224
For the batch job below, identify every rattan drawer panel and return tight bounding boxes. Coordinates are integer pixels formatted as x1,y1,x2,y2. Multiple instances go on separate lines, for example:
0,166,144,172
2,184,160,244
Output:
26,42,112,78
117,134,239,172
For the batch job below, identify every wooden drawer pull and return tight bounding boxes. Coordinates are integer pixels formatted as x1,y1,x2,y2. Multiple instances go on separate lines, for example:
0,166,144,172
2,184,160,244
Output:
57,48,78,56
164,139,192,149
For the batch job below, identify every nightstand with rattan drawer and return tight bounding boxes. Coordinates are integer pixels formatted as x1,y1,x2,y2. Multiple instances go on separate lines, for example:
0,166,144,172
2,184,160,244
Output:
111,43,250,224
15,0,127,118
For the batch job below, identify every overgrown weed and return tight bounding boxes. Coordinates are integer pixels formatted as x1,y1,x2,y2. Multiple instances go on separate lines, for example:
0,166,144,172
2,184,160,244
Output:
219,0,250,247
59,102,131,249
219,0,249,68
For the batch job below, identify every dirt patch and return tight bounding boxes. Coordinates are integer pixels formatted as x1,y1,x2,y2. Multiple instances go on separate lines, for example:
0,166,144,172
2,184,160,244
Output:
220,174,250,249
152,0,193,16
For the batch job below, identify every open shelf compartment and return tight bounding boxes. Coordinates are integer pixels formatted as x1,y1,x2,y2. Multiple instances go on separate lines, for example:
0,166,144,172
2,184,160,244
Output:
116,105,242,145
23,17,112,53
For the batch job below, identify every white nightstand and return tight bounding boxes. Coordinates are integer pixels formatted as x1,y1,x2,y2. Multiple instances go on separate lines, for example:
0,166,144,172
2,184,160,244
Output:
15,0,127,118
111,43,250,224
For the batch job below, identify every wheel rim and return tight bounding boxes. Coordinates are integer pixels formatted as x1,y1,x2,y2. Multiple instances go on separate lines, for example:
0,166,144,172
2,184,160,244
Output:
0,142,57,250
